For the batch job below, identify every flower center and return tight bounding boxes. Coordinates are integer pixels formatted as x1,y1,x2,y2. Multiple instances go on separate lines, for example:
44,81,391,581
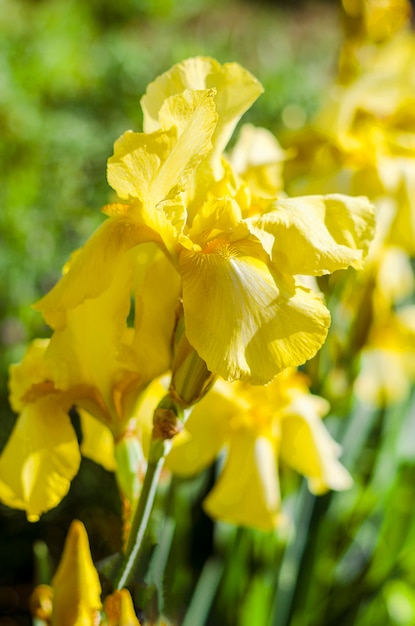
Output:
202,238,236,259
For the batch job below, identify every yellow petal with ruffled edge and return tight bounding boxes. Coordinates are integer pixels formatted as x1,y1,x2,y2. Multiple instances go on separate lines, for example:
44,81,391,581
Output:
203,432,281,531
51,520,102,626
141,57,263,169
0,396,80,521
280,396,352,494
35,215,157,329
108,89,217,206
246,194,375,275
179,239,330,384
79,409,116,472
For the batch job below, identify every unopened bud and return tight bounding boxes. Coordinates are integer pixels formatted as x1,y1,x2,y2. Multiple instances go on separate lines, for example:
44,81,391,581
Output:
171,314,215,407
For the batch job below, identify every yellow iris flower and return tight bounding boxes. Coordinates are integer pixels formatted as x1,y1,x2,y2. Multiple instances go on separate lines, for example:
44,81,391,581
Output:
35,57,375,386
1,56,374,521
167,369,352,531
0,253,175,520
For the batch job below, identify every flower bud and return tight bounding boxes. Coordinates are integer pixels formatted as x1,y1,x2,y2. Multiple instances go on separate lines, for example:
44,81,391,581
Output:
103,589,140,626
170,312,215,407
51,520,102,626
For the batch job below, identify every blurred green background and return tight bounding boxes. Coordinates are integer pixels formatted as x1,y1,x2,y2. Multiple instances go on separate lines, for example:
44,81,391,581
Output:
2,1,415,625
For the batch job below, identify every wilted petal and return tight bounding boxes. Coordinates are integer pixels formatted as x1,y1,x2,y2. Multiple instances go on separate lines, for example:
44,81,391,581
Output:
0,396,80,521
203,432,281,531
246,194,375,275
179,239,330,383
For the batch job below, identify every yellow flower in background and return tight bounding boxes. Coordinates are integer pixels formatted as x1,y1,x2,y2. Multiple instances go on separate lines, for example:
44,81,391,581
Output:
35,57,375,387
167,369,352,531
354,305,415,406
103,589,141,626
340,0,412,81
227,123,287,203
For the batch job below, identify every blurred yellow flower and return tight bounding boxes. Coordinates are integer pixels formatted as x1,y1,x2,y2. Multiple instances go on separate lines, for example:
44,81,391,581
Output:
167,369,352,530
103,589,141,626
355,305,415,406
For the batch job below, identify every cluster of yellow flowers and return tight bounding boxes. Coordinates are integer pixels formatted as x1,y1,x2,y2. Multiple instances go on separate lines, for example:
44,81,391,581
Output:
0,57,375,530
287,0,415,407
5,0,415,614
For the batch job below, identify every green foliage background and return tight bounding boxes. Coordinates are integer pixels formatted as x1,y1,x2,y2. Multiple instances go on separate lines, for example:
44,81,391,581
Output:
1,1,415,625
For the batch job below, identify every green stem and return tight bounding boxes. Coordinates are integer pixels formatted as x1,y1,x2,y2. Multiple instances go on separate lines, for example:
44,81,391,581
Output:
114,438,170,590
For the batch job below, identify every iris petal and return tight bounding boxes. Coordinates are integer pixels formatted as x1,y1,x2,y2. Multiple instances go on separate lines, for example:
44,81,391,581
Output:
0,396,80,521
203,433,281,531
246,194,375,275
179,239,330,383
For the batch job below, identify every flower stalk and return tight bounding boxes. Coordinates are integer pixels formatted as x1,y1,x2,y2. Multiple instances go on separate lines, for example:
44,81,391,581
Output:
113,395,185,590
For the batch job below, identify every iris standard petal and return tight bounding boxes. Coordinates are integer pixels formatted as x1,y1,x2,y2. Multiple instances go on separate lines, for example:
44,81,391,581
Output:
141,57,263,165
108,89,218,210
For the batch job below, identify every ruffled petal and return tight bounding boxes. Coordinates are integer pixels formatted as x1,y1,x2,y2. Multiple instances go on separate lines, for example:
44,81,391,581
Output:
179,239,330,383
246,194,375,275
203,432,281,531
108,89,217,207
0,396,80,521
141,57,263,176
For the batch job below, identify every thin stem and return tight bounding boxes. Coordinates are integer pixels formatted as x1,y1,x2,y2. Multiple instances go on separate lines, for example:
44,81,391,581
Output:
114,439,169,590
